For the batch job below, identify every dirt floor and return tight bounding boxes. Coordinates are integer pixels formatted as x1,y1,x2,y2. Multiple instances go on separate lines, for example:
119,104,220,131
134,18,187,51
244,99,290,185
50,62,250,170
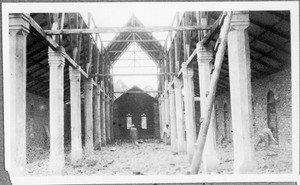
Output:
26,139,292,175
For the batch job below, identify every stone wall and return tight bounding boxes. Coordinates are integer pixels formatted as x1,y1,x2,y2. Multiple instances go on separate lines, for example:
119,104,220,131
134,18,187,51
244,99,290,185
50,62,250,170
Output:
26,92,49,163
215,68,292,150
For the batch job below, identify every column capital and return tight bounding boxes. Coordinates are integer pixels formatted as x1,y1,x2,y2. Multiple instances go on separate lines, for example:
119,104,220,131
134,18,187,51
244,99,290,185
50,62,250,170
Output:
69,66,81,81
230,11,250,31
84,78,93,88
169,85,175,94
174,77,183,88
48,46,65,67
96,83,101,96
196,42,213,64
182,62,194,78
9,13,30,35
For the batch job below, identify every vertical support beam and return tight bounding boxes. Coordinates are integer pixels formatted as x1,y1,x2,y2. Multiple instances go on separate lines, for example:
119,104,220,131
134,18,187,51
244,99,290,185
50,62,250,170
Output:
168,47,174,80
93,83,101,150
174,33,181,73
8,13,30,175
197,42,219,173
101,81,107,146
69,67,82,163
174,78,186,155
169,85,177,151
227,11,257,173
84,78,93,155
183,12,191,61
48,46,65,175
160,95,166,139
182,62,196,162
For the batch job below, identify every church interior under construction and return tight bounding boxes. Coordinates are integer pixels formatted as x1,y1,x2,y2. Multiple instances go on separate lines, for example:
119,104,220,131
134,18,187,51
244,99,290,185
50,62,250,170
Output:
1,5,294,179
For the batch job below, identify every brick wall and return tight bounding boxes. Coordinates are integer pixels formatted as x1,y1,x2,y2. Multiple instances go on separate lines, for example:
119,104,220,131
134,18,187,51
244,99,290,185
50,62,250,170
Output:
215,68,292,150
26,92,49,163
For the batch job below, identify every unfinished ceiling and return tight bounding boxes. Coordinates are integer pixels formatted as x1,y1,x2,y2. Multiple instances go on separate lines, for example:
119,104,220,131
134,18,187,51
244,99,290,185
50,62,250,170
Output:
25,11,291,100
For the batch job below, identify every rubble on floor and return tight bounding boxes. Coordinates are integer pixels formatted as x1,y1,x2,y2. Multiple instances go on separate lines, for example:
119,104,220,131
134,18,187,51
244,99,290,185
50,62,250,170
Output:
26,139,292,175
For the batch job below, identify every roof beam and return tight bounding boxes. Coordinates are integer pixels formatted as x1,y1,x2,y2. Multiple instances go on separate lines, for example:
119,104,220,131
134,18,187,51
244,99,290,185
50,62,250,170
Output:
108,50,161,53
28,15,89,78
93,73,175,77
44,25,213,34
103,39,164,43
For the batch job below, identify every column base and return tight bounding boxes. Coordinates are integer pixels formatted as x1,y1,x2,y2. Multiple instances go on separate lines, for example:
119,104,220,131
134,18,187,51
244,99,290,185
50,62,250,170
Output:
236,160,258,174
0,170,12,185
94,142,101,151
202,152,219,174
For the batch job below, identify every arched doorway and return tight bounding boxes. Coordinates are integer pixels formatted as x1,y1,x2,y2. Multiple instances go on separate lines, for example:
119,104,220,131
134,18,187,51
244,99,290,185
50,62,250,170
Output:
267,90,279,144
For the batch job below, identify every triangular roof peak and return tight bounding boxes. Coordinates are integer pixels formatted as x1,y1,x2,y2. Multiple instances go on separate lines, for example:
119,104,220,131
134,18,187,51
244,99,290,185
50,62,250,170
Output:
106,14,163,64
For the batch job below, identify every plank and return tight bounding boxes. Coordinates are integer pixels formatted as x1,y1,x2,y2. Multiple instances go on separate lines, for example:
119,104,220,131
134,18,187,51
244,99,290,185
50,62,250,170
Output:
44,25,213,34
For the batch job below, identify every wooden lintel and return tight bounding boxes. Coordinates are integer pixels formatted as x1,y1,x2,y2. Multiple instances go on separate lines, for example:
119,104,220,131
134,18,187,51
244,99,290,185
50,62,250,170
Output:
112,91,161,94
103,39,164,43
108,50,161,53
93,73,176,77
44,25,213,34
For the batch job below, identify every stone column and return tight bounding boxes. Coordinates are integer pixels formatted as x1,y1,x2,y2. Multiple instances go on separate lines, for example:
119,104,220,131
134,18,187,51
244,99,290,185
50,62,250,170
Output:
84,78,93,155
160,95,166,139
48,46,65,175
101,82,106,146
169,85,177,151
182,62,196,162
174,77,186,155
93,83,101,150
69,67,82,163
197,42,219,173
8,13,30,176
227,11,257,173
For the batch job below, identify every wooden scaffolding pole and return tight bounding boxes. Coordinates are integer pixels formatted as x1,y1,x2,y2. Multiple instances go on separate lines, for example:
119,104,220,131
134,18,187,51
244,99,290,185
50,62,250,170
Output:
189,11,233,174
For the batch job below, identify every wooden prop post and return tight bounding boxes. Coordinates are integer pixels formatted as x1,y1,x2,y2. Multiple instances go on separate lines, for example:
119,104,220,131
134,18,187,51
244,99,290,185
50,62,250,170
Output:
189,11,232,174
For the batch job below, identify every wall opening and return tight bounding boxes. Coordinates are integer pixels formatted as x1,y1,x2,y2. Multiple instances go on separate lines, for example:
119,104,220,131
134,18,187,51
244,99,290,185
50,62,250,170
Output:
267,90,279,144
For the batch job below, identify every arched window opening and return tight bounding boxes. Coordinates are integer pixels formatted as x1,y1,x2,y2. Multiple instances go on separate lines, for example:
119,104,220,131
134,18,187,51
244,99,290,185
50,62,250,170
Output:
267,90,279,144
141,113,147,129
126,113,132,129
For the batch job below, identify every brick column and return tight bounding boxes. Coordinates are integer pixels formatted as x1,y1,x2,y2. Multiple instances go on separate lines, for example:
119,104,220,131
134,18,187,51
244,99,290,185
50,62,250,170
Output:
48,46,65,175
8,13,30,176
196,42,219,173
100,82,106,146
93,83,101,150
169,85,177,151
84,78,93,155
228,11,257,173
69,67,82,163
174,77,186,155
182,62,196,162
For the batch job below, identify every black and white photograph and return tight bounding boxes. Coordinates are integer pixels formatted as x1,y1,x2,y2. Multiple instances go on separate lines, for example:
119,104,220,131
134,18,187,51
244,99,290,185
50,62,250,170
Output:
0,1,299,185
